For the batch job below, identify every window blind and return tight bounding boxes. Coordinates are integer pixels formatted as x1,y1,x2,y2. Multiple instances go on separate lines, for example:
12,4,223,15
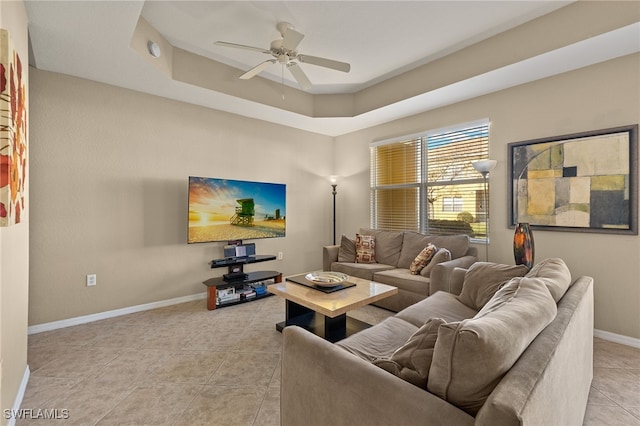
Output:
370,138,422,232
371,121,490,239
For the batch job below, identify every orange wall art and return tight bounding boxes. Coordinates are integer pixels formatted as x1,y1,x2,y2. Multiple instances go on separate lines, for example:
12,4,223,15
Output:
1,29,27,226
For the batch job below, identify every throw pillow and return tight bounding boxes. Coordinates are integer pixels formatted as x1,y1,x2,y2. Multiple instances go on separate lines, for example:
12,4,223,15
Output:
420,248,452,277
525,258,572,302
373,318,446,388
409,243,438,275
457,262,529,310
355,234,376,264
337,235,356,262
427,276,557,416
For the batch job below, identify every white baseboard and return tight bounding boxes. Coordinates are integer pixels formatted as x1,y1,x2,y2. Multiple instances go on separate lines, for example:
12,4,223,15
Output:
7,366,30,426
594,328,640,348
28,292,207,335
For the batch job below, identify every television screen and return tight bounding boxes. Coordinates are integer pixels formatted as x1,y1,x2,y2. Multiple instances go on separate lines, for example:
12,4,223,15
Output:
188,176,286,243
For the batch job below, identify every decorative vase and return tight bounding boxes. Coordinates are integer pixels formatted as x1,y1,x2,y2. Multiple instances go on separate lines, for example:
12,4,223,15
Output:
513,222,534,269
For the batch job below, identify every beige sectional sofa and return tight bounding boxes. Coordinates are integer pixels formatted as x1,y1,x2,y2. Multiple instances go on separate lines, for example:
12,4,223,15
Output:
281,258,594,425
323,228,478,312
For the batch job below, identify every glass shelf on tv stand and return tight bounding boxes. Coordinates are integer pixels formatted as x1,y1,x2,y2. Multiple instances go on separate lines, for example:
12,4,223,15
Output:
203,255,280,310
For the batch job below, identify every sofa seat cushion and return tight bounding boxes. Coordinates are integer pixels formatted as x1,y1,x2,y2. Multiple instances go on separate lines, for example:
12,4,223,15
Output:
373,269,431,295
359,228,404,266
373,317,446,388
336,317,418,362
395,291,478,327
331,262,395,281
427,276,558,416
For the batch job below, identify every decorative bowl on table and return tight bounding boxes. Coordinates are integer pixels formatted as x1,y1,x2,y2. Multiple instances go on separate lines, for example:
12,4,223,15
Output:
305,271,349,287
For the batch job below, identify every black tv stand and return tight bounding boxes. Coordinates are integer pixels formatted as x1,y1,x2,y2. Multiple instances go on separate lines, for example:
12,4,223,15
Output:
209,254,276,275
203,254,280,310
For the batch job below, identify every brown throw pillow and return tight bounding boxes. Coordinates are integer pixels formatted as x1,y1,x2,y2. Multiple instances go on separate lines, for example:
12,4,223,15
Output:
337,235,356,262
409,243,438,275
355,234,376,264
457,262,529,310
373,318,446,388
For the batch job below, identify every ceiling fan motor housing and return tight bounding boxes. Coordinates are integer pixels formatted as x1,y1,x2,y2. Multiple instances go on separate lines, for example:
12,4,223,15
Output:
270,39,297,61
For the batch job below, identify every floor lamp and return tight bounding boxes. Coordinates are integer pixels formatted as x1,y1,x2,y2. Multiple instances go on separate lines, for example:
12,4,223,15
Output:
329,176,338,245
472,159,497,261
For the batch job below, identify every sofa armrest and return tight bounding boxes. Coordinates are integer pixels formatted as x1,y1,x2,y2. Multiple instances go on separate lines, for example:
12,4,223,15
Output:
448,267,468,296
429,255,477,296
281,326,474,426
323,245,340,271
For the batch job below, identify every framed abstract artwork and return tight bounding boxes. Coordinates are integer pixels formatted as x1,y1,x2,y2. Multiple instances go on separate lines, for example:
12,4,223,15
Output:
1,29,28,227
508,125,638,235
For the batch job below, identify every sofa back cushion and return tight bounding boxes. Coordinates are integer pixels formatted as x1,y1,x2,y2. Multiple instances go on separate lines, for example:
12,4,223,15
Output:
427,276,557,416
337,235,356,262
397,232,431,268
426,234,470,260
398,233,471,268
525,257,572,302
359,228,404,266
457,262,530,310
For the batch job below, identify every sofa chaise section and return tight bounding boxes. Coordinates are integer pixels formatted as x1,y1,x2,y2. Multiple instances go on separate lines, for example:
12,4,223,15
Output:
282,259,594,425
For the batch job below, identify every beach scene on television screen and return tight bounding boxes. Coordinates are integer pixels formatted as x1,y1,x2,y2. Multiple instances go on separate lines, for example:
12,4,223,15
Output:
188,177,286,243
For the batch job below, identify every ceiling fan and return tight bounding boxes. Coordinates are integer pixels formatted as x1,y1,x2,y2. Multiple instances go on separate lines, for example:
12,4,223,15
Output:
214,22,350,90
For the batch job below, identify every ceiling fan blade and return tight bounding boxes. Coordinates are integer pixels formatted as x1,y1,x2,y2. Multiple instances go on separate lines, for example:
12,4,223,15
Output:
287,62,312,90
298,54,350,73
239,59,277,80
214,41,271,55
282,28,304,51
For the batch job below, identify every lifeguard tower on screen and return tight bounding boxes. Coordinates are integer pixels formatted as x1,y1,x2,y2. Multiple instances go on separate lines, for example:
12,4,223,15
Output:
230,198,255,227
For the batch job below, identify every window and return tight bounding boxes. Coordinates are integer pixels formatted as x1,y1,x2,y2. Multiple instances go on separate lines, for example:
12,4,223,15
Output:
442,197,463,212
370,121,490,240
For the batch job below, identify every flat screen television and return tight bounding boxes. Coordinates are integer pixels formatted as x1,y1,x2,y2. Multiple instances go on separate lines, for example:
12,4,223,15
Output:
188,176,286,244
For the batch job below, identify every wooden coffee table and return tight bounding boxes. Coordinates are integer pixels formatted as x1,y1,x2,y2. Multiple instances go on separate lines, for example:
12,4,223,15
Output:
267,273,397,342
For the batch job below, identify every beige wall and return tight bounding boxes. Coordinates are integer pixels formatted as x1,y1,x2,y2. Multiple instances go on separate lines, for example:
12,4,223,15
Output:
28,69,334,325
0,0,29,421
21,0,640,354
335,53,640,340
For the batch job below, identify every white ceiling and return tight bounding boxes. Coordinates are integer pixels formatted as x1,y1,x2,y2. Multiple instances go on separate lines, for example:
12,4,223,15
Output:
140,1,569,94
24,1,640,136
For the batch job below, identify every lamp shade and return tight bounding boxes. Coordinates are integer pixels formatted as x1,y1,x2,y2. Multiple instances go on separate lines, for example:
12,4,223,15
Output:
472,159,497,174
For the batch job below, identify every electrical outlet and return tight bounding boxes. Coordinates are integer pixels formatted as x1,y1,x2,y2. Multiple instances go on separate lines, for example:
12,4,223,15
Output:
86,274,97,287
278,252,283,260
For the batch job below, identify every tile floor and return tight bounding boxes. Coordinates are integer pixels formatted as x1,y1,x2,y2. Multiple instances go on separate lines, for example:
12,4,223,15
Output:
19,296,640,425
